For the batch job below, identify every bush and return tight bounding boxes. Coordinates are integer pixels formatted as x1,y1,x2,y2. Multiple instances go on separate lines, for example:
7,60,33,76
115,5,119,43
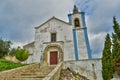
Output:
15,49,29,62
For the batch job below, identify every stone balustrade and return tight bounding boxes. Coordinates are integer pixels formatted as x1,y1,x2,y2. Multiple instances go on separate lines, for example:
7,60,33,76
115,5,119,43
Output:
43,62,63,80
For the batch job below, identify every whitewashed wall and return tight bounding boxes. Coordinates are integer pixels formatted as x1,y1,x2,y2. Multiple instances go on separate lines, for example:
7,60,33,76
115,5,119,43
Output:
63,58,103,80
33,18,75,63
23,44,34,64
76,29,88,59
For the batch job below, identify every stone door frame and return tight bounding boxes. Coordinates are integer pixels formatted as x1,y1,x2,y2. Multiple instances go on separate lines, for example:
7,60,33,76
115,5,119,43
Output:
43,44,63,66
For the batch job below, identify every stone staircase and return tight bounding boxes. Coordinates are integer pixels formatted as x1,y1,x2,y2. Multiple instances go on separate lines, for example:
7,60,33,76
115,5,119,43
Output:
9,66,55,80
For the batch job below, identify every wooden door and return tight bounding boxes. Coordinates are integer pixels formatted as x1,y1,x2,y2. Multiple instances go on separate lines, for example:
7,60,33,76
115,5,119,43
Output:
50,51,58,65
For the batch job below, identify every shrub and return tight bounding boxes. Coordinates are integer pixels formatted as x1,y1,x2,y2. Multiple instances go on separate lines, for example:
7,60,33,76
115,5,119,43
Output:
15,49,29,62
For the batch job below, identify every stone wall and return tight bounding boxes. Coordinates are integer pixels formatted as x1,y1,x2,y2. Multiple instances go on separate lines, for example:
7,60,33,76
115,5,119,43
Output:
0,63,39,80
63,59,103,80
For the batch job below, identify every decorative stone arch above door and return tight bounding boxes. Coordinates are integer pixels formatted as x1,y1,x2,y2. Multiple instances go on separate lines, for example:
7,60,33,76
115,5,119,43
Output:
43,44,63,66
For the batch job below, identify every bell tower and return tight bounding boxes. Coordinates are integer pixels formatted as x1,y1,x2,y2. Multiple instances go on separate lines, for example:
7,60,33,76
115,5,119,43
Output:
68,5,92,60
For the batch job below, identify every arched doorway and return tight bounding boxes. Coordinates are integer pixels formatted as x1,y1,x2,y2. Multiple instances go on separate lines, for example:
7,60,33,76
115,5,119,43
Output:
43,44,63,66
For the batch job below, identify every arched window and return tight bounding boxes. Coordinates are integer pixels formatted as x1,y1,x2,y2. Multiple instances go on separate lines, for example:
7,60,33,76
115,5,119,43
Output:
74,18,80,27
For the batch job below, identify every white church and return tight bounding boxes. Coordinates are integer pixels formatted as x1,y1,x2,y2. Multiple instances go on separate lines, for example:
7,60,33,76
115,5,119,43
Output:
24,5,103,80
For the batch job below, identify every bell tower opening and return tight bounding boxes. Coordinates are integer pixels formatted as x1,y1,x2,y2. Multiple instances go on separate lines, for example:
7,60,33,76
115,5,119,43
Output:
74,18,80,28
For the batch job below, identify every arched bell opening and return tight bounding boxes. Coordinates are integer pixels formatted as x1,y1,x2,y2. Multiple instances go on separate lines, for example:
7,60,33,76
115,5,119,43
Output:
74,18,80,28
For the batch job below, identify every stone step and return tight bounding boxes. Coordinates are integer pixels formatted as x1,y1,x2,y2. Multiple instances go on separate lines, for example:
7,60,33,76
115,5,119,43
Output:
21,73,48,76
30,69,52,72
24,68,53,72
20,70,51,75
10,78,43,80
24,71,47,73
13,75,45,78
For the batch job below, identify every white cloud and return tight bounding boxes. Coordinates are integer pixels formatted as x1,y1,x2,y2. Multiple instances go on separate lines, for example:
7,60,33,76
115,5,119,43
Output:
86,0,120,33
88,32,106,58
11,42,25,48
0,0,74,43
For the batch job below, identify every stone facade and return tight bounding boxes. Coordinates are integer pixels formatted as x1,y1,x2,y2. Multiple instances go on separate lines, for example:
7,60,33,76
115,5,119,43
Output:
34,17,75,64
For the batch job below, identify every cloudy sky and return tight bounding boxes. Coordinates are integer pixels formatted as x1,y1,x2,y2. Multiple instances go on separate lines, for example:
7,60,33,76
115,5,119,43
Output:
0,0,120,58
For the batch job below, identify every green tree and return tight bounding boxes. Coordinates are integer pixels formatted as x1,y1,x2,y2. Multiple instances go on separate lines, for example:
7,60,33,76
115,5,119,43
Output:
113,17,120,41
9,48,17,56
102,34,113,80
111,17,120,74
0,38,12,58
15,48,29,62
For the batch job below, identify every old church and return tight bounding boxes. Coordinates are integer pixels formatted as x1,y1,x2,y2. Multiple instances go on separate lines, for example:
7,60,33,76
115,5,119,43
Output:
23,5,103,80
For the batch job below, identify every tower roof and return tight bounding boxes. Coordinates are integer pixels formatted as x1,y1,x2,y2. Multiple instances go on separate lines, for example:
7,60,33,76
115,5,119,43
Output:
73,5,78,13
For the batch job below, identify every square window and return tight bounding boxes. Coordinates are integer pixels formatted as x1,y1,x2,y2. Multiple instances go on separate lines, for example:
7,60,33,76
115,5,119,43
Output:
51,33,56,42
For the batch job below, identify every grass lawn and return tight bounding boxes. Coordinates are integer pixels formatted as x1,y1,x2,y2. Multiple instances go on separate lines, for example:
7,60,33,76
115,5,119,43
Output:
0,59,27,71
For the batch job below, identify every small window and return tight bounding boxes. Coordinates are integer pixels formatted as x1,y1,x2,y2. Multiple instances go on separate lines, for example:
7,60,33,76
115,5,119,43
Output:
74,18,80,27
51,33,56,42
